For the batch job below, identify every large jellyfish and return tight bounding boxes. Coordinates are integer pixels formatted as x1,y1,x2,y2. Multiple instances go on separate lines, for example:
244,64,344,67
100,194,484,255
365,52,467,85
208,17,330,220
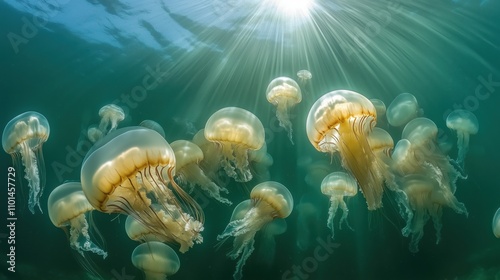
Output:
204,107,265,182
446,109,479,168
397,174,467,253
98,104,124,134
306,90,385,210
321,172,358,239
256,219,287,267
132,241,180,280
492,208,500,238
170,140,231,205
81,127,204,253
217,181,293,280
47,182,107,258
2,111,50,214
386,93,420,127
266,77,302,143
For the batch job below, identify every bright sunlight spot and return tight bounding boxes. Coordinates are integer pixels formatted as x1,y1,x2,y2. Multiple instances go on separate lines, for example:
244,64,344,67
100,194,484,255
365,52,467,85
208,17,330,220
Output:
273,0,314,17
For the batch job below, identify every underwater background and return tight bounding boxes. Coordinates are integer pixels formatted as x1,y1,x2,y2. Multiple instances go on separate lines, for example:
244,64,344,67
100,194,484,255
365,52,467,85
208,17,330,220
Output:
1,0,500,279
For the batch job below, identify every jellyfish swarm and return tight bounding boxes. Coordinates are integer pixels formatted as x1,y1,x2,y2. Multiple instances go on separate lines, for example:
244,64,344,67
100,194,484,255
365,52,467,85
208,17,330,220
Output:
170,140,231,205
132,241,180,280
204,107,265,182
98,104,124,134
266,77,302,144
81,127,204,253
386,93,420,127
446,109,479,168
306,90,385,210
48,182,107,258
217,181,293,280
321,172,357,239
2,111,50,214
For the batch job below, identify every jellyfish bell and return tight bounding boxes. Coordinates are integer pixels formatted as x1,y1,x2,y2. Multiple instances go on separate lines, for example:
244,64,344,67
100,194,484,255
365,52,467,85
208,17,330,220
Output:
217,181,293,280
125,215,164,243
296,69,312,84
446,109,479,167
98,104,125,134
87,125,103,144
47,181,108,259
204,107,265,182
321,172,358,239
170,140,231,205
306,90,386,210
81,126,204,253
132,241,180,280
386,93,420,127
140,120,166,138
2,111,50,214
266,77,302,143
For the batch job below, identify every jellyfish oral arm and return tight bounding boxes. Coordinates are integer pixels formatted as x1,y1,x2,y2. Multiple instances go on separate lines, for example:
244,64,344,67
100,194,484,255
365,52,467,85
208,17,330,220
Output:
69,214,108,259
456,131,469,166
20,142,42,214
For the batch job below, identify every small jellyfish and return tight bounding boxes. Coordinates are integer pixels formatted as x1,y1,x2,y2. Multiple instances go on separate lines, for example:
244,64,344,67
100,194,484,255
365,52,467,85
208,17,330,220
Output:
306,90,384,210
170,140,231,205
386,93,420,127
248,142,273,181
492,208,500,238
48,182,107,259
98,104,124,134
446,109,479,168
132,241,180,280
81,127,204,253
87,125,103,143
140,120,166,138
217,181,293,280
2,111,50,214
205,107,265,182
256,219,287,267
297,69,312,84
192,129,224,184
321,172,358,239
266,77,302,143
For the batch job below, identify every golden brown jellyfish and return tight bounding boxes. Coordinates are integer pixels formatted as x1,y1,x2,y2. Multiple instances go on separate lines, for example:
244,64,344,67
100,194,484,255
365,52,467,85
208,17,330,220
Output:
170,140,231,205
205,107,265,182
48,182,107,258
140,120,166,138
446,109,479,168
132,241,180,280
217,181,293,280
297,69,312,84
492,208,500,238
306,90,384,210
2,111,50,214
81,127,204,253
98,104,125,134
386,93,420,127
265,77,302,143
397,174,467,253
321,172,358,239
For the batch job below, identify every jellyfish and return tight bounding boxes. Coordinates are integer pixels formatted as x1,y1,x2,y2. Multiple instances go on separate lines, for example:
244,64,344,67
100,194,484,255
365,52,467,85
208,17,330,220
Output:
295,194,322,251
132,241,180,280
446,109,479,168
98,104,124,134
204,107,265,182
81,126,204,253
320,172,358,239
170,140,231,205
492,208,500,238
265,77,302,143
256,219,287,267
125,214,164,243
370,99,386,119
47,182,107,258
87,125,103,143
386,93,420,127
140,120,166,138
217,181,293,280
397,174,467,253
2,111,50,214
306,90,385,210
297,69,312,84
248,142,273,181
367,127,397,190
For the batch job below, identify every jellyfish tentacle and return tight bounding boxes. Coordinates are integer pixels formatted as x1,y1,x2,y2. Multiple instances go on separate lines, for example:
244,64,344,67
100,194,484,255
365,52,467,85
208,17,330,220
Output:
232,238,255,280
21,142,42,214
233,144,252,182
276,102,294,144
70,214,108,259
338,198,352,231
